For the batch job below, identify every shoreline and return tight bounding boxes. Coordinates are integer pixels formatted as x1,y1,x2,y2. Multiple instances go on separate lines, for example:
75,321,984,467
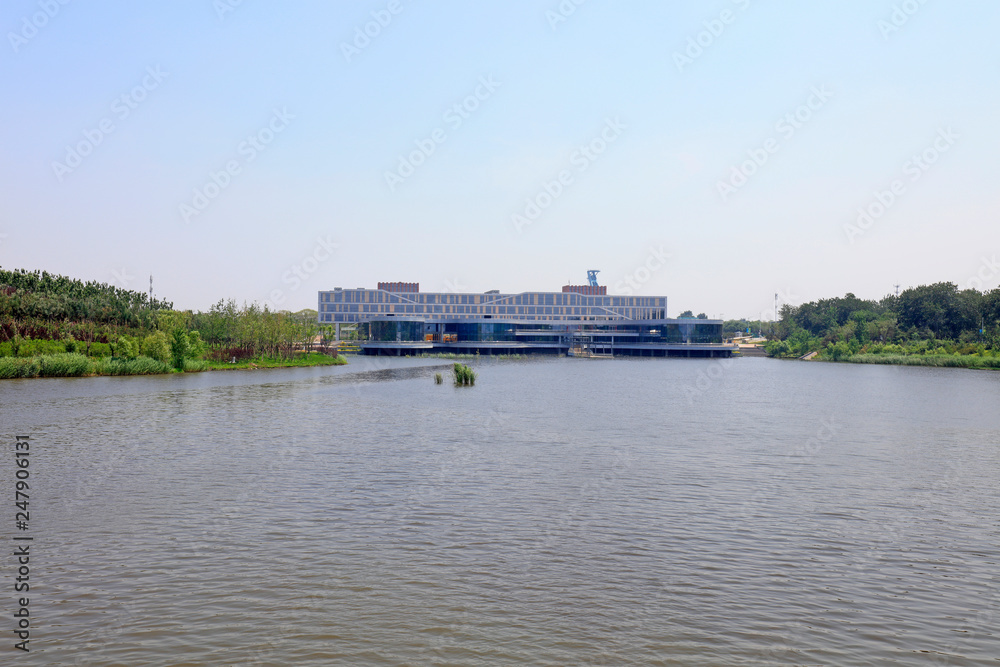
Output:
0,351,347,380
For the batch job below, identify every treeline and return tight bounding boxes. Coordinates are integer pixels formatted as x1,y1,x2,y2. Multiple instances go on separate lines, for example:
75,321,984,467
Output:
765,282,1000,359
187,300,326,359
0,267,332,365
0,267,171,330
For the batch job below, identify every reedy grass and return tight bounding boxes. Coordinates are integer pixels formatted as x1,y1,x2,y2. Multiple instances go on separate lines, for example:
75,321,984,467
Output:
453,362,476,386
846,354,1000,369
95,356,172,376
38,353,94,377
0,356,40,379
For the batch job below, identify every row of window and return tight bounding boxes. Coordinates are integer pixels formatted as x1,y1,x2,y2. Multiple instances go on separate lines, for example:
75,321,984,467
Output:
321,290,664,309
321,303,663,317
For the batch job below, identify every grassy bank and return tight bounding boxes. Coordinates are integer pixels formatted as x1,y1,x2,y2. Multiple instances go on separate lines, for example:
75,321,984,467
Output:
843,353,1000,370
202,351,346,371
0,351,345,379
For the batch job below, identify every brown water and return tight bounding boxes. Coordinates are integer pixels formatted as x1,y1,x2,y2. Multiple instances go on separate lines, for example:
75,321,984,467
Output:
3,356,999,665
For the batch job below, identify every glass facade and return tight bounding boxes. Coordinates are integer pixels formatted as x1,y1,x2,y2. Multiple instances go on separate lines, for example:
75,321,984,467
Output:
319,288,725,347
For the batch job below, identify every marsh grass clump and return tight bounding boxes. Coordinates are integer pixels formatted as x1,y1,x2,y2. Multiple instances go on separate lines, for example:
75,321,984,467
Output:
434,372,443,384
95,356,171,376
452,362,476,386
38,353,94,377
183,358,209,372
0,356,40,379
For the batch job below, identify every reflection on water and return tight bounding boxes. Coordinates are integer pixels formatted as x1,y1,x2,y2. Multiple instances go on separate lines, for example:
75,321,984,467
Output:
3,356,999,665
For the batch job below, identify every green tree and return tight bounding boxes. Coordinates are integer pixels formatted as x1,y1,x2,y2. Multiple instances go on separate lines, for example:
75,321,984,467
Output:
141,331,170,363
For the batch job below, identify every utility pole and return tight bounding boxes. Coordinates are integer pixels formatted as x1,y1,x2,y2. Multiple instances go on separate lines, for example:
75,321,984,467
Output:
149,275,153,304
894,283,900,297
774,293,778,322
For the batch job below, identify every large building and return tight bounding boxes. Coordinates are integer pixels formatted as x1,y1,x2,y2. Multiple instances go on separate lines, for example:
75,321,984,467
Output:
317,283,734,357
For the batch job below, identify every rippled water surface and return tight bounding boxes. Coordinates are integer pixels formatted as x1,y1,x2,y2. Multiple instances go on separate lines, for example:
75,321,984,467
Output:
3,356,999,665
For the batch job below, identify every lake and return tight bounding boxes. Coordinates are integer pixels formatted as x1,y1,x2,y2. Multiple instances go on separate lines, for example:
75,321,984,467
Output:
3,356,999,665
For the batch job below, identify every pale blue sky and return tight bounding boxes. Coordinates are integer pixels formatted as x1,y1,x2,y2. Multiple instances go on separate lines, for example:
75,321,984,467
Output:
2,1,997,318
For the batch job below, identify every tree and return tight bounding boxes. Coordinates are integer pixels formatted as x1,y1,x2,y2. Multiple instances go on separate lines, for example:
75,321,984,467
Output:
678,310,694,318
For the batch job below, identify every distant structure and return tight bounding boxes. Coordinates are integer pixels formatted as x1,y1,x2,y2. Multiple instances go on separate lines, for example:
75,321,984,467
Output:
562,284,606,296
318,278,735,358
378,281,419,293
563,270,606,296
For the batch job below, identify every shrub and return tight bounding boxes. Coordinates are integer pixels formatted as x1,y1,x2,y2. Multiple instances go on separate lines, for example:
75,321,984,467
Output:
87,342,112,358
17,338,66,357
170,329,190,369
434,372,443,384
140,332,170,364
114,335,140,360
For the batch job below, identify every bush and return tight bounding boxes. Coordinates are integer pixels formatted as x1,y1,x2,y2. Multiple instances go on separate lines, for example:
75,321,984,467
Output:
114,335,140,360
87,342,112,358
37,353,94,377
0,341,13,357
140,332,170,364
17,338,66,357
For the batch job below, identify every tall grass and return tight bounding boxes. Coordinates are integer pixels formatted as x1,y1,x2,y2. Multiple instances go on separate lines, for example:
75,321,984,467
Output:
95,356,171,376
0,353,95,378
38,353,94,377
453,362,476,386
848,354,1000,369
183,358,209,372
0,357,40,379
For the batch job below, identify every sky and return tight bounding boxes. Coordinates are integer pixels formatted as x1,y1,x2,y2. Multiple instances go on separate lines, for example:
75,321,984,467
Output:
2,0,998,320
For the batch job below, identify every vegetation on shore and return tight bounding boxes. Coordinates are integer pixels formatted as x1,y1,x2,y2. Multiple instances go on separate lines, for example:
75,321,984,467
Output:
0,267,345,379
760,282,1000,369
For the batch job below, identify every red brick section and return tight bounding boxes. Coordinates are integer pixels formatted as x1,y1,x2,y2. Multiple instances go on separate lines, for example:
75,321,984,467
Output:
378,282,419,293
561,285,607,295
